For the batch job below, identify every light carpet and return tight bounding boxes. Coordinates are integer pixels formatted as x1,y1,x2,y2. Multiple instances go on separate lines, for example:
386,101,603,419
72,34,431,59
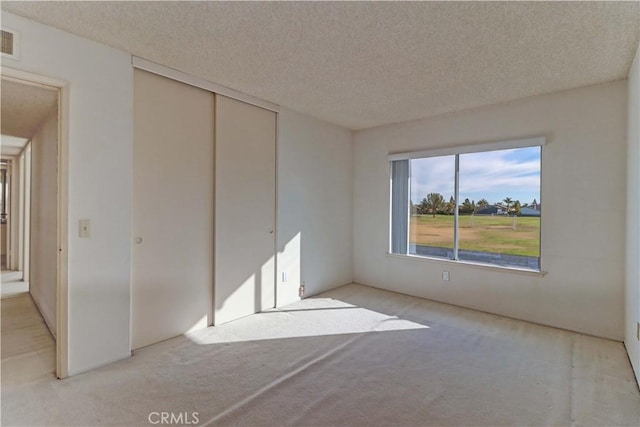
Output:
1,284,638,426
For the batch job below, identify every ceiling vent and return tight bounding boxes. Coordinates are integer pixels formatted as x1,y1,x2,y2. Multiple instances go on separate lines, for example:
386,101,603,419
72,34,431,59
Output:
1,28,20,60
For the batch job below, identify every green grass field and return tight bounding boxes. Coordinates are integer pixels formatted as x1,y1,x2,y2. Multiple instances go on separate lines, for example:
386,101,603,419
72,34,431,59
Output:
410,214,540,257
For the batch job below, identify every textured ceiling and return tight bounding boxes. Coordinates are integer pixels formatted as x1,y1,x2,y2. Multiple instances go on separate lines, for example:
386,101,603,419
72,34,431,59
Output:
2,1,639,130
1,79,58,139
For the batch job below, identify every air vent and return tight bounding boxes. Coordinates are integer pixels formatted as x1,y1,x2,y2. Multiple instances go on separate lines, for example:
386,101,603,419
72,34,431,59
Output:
1,28,20,60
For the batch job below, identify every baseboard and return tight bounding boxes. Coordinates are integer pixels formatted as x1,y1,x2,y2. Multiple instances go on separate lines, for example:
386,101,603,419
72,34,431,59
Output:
28,290,56,339
67,352,132,378
623,340,640,391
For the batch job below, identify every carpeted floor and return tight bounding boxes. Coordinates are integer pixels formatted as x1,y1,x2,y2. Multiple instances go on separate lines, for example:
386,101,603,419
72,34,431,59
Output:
1,283,639,426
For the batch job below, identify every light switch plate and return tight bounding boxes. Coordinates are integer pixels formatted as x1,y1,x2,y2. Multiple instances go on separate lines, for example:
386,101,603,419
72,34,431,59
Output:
79,219,91,238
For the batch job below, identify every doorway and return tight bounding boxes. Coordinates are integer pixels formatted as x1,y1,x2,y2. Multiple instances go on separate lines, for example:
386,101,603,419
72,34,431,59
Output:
0,70,66,381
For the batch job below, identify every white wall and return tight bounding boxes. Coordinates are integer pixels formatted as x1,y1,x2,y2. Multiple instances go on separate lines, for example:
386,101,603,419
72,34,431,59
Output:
2,12,353,374
23,143,31,282
354,80,627,340
17,151,25,272
277,108,353,306
626,43,640,382
2,12,133,375
30,108,58,335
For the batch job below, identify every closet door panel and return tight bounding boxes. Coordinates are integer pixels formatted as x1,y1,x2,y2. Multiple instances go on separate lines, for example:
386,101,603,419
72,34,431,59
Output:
215,95,276,324
132,69,214,349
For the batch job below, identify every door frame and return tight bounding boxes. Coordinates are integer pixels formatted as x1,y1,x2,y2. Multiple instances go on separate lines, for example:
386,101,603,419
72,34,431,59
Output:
2,159,14,270
1,67,69,379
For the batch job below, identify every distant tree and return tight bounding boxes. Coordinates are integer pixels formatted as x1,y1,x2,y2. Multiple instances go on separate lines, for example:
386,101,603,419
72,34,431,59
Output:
416,198,429,215
513,200,522,216
503,197,513,214
445,196,456,215
425,192,445,217
459,198,475,214
531,198,540,210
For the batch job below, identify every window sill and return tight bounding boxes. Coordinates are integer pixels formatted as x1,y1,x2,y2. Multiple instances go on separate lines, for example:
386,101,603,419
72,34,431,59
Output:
386,252,547,277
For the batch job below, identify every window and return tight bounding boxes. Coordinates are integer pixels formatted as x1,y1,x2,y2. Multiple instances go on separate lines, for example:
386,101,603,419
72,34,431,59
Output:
390,138,543,271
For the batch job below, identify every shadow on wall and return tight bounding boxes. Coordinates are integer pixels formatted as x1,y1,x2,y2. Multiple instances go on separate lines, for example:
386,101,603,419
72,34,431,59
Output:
183,187,344,336
176,231,304,336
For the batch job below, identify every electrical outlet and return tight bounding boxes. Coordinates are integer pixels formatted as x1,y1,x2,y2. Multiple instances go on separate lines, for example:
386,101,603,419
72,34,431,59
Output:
298,282,305,298
282,271,288,282
442,271,450,281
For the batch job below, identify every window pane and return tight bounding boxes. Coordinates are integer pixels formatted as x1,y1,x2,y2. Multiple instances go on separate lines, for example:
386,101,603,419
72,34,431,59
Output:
390,160,409,254
409,155,456,259
458,147,541,269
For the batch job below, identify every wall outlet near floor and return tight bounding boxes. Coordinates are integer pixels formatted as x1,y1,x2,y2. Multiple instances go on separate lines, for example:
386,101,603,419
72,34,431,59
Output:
299,282,305,298
282,271,288,282
442,271,450,282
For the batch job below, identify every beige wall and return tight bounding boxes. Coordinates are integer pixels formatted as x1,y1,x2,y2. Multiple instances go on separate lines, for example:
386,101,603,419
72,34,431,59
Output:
30,107,58,334
354,80,627,340
626,42,640,382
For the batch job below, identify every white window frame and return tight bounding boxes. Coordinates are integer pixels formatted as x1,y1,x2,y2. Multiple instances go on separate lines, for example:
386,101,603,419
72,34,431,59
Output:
389,136,545,272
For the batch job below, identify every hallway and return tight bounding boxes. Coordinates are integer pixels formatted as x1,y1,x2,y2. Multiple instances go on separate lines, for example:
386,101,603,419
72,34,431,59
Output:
1,271,55,388
1,270,28,298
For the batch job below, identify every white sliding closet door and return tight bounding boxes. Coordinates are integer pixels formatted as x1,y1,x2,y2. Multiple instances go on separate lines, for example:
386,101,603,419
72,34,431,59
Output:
215,96,276,325
132,69,214,349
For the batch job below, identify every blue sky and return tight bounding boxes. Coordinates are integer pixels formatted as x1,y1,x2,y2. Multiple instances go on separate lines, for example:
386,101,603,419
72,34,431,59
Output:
410,147,541,206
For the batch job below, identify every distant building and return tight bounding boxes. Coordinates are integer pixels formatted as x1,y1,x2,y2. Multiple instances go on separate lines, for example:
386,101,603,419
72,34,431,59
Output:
520,207,541,217
476,205,505,215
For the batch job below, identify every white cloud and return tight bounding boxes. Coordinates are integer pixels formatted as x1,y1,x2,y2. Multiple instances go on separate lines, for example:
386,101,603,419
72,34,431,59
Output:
410,149,540,204
410,156,456,201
